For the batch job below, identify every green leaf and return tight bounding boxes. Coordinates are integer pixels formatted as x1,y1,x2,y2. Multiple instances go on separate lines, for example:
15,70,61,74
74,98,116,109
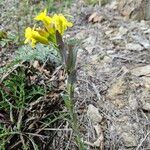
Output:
55,30,67,64
0,41,7,47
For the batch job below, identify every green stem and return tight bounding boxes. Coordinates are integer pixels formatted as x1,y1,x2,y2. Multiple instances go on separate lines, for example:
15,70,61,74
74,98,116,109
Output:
55,30,85,149
67,83,85,150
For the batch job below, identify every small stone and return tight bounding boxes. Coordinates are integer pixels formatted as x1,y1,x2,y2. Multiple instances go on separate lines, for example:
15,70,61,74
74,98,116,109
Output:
126,43,143,51
107,78,126,99
33,60,40,69
141,76,150,89
83,36,97,54
118,26,128,36
131,65,150,77
87,104,102,124
112,99,125,108
131,35,150,49
88,12,104,23
105,29,114,35
142,103,150,111
121,132,137,148
128,94,138,110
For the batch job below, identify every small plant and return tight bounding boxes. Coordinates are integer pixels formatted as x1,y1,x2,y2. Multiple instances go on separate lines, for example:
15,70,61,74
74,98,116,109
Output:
24,9,85,149
0,8,84,149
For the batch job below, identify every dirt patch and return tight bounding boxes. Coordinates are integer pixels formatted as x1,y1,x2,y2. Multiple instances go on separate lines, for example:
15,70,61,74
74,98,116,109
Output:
70,1,150,149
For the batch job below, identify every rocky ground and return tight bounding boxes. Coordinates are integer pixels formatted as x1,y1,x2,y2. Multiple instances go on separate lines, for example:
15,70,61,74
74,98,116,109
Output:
70,1,150,149
0,0,150,149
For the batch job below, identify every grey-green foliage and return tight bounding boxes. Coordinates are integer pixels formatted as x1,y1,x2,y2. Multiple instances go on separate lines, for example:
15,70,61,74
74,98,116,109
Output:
0,44,61,76
15,44,61,64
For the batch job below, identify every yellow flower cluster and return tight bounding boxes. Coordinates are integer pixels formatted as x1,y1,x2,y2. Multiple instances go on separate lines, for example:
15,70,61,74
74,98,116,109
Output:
25,9,73,47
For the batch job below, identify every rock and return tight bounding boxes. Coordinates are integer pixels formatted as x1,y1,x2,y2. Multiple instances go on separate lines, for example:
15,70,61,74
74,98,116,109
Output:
33,60,40,69
86,104,104,148
131,65,150,76
107,76,127,108
144,28,150,34
141,76,150,89
121,132,137,147
93,125,104,147
131,34,150,49
105,29,115,36
107,78,126,98
114,117,138,148
87,104,103,124
142,102,150,111
84,124,104,148
118,26,128,36
88,12,105,23
128,94,138,110
113,99,126,108
126,43,143,51
83,36,97,54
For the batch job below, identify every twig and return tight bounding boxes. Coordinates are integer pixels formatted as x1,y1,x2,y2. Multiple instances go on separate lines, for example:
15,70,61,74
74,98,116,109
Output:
25,132,49,139
136,131,150,150
91,82,102,101
43,128,72,131
10,140,22,149
65,129,73,150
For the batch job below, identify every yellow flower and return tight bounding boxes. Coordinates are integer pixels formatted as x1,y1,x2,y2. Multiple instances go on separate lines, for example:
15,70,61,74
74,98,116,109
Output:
34,9,73,35
35,27,49,38
52,14,73,35
34,9,55,35
25,10,73,47
34,9,52,25
24,27,49,47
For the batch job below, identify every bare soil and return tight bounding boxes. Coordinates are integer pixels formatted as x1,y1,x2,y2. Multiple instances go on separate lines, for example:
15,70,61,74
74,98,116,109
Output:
70,1,150,149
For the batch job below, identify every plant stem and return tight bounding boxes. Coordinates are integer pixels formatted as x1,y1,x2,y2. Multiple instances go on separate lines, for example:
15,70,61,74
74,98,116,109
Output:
67,82,85,150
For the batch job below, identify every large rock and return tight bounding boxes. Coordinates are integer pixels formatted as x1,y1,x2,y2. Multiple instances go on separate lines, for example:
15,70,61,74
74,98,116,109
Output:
117,0,150,20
